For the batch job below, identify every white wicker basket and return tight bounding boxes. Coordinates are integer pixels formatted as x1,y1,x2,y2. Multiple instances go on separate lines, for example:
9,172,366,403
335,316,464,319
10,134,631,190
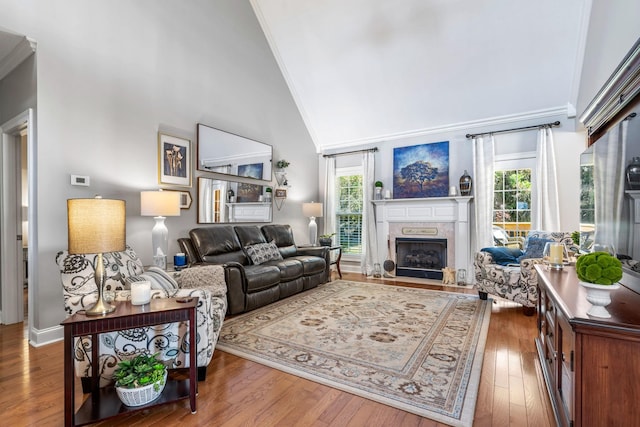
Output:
116,370,167,407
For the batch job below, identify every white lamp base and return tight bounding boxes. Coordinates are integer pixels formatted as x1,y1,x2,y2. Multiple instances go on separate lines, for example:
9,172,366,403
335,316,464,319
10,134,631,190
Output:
151,216,168,269
308,216,318,246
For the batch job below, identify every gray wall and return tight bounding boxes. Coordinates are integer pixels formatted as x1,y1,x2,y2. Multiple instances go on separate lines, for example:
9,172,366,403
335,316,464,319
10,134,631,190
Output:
0,53,36,123
0,0,318,341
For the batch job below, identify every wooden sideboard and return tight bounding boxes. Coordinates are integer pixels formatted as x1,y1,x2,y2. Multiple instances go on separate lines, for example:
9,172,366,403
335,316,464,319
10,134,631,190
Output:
535,265,640,427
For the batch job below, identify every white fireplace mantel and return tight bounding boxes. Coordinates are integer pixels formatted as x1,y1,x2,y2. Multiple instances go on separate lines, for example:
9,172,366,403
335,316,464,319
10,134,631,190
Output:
373,196,473,278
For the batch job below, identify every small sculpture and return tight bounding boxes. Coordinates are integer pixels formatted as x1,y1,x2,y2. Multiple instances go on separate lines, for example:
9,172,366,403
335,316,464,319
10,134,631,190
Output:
442,267,456,285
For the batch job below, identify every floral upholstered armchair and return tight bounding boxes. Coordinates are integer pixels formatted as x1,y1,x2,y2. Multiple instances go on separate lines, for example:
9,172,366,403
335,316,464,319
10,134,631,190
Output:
57,245,227,389
474,231,577,315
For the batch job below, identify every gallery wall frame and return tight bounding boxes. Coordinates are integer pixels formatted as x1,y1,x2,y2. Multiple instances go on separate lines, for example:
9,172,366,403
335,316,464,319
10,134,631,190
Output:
158,132,191,187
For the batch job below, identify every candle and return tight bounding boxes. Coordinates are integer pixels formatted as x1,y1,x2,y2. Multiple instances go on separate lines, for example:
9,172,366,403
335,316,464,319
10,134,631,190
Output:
131,280,151,305
384,189,391,199
449,186,458,196
549,244,563,265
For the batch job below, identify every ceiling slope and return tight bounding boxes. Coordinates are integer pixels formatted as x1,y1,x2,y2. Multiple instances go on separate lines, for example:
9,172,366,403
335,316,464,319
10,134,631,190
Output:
252,0,587,152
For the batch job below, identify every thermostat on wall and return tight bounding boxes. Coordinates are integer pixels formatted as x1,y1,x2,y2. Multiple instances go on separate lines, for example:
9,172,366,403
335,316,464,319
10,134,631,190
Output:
71,175,90,186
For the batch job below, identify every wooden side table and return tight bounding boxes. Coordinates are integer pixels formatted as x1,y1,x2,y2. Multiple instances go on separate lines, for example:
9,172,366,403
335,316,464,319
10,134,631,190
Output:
329,245,342,279
61,298,198,426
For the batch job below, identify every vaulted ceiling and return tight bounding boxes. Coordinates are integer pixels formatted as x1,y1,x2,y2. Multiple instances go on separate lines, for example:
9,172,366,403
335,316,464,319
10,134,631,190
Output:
251,0,588,152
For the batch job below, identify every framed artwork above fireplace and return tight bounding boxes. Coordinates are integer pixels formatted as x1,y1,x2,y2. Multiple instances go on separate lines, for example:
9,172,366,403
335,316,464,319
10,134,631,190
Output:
393,141,449,198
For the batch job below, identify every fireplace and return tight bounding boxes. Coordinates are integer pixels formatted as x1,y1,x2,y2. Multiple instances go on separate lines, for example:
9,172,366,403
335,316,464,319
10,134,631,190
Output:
395,237,447,280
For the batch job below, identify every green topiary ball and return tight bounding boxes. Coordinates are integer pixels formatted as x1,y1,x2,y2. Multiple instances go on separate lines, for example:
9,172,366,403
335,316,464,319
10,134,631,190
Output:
576,251,622,285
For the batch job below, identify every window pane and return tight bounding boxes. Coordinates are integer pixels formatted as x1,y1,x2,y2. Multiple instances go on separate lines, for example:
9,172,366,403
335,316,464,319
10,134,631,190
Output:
336,172,364,254
493,167,532,238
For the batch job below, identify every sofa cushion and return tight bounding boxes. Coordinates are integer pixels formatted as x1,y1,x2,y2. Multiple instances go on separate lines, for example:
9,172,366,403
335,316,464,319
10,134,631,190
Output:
235,225,268,247
261,224,298,258
245,241,283,265
243,264,281,293
518,237,552,260
190,226,248,265
481,247,523,266
263,258,304,281
287,255,326,276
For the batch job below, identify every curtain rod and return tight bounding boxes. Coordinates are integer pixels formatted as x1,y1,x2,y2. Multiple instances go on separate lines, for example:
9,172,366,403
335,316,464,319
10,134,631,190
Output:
465,120,561,139
322,147,378,158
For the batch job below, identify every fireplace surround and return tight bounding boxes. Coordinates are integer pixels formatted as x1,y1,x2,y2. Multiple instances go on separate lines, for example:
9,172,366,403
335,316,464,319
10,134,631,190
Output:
373,196,473,280
395,237,447,279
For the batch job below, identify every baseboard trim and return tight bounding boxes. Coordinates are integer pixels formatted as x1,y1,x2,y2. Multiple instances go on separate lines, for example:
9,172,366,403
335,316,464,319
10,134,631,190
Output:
29,324,63,347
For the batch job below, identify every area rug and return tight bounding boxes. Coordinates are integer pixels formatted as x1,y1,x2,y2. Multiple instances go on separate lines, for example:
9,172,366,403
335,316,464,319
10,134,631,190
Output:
217,280,491,427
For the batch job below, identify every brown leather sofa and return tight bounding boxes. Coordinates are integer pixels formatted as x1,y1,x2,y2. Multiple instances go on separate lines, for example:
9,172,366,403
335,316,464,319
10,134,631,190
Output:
179,224,329,315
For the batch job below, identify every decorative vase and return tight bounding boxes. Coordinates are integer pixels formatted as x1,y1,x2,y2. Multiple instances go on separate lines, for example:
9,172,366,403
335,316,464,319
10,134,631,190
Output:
319,237,332,247
116,370,167,407
579,281,620,318
459,170,472,196
374,187,382,200
626,156,640,190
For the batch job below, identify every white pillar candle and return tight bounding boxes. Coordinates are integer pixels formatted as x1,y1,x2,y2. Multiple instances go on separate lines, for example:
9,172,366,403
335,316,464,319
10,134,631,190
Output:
549,244,563,265
384,189,391,199
131,280,151,305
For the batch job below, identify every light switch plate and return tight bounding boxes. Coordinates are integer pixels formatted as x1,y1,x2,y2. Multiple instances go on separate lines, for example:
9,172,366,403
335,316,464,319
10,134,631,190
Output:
71,175,90,186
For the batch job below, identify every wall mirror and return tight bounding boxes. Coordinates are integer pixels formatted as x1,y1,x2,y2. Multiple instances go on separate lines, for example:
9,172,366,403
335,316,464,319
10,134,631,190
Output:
197,123,272,182
197,177,272,223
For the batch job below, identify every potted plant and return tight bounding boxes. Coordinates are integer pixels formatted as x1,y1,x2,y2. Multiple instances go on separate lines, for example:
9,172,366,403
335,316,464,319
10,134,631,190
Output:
265,187,272,202
319,233,335,246
576,251,623,318
275,159,290,170
114,352,168,407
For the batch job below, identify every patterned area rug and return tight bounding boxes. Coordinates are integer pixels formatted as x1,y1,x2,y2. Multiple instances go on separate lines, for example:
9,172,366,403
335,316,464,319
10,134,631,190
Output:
217,280,491,427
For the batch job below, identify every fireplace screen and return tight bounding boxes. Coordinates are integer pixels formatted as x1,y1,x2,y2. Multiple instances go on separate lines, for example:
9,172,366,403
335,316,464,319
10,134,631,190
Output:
395,237,447,280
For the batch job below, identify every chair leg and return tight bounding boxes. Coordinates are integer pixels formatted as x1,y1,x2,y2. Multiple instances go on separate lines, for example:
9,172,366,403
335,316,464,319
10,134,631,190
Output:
522,306,536,316
478,291,488,300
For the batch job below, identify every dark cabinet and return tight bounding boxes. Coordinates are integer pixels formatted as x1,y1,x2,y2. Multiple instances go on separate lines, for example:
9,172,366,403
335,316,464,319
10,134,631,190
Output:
536,265,640,427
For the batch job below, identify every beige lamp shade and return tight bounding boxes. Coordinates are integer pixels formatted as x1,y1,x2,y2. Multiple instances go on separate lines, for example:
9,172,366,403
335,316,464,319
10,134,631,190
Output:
67,198,126,254
302,202,323,218
140,190,181,217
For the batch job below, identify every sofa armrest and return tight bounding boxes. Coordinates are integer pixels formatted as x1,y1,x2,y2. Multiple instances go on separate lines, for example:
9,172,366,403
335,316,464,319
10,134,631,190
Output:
296,245,329,258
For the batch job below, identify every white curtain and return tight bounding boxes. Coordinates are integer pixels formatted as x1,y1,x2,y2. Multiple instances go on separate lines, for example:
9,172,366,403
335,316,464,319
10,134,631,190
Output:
594,119,628,253
361,151,378,275
472,136,495,252
323,156,337,238
532,126,560,231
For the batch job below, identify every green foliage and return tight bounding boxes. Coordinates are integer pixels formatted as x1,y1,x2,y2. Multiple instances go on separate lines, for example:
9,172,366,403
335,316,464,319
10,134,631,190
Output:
571,231,581,246
276,159,290,169
319,233,335,238
374,181,383,187
265,187,272,193
576,252,623,285
114,353,167,391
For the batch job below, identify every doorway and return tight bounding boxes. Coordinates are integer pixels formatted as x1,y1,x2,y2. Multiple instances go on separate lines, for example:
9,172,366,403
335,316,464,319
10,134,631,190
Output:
1,109,34,330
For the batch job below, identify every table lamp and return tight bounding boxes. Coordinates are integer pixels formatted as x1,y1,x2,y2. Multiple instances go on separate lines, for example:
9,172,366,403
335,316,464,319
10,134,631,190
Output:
302,201,323,246
140,190,180,269
67,197,126,316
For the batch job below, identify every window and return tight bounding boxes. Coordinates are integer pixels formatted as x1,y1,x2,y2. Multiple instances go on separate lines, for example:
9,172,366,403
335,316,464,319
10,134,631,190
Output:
493,161,533,240
336,167,363,255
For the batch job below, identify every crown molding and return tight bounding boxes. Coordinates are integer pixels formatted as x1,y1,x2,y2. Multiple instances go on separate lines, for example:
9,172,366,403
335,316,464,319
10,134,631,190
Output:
319,105,569,152
0,36,36,81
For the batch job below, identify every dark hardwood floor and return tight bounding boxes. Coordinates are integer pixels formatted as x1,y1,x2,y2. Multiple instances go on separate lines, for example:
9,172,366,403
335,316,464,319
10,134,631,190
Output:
1,272,555,426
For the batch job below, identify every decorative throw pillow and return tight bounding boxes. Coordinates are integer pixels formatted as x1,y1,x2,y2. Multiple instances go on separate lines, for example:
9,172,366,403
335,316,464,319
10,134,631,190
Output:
518,237,553,261
481,247,524,266
127,266,179,291
245,241,283,265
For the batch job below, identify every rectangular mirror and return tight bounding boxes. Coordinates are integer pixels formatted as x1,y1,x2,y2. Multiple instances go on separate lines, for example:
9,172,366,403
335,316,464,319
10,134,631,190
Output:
197,123,272,181
198,177,272,223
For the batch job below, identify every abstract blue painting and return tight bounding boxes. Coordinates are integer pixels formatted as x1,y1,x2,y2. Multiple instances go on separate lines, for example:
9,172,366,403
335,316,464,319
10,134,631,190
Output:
393,141,449,198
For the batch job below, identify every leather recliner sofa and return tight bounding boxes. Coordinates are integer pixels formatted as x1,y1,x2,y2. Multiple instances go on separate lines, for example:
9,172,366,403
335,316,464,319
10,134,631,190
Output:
179,224,330,315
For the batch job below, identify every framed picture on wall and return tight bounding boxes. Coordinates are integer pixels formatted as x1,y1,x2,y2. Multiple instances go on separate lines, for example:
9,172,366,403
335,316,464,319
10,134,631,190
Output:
275,189,287,198
158,132,191,187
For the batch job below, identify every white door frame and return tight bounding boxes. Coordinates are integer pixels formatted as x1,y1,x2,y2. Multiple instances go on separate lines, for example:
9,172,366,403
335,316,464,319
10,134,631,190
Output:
1,109,36,330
